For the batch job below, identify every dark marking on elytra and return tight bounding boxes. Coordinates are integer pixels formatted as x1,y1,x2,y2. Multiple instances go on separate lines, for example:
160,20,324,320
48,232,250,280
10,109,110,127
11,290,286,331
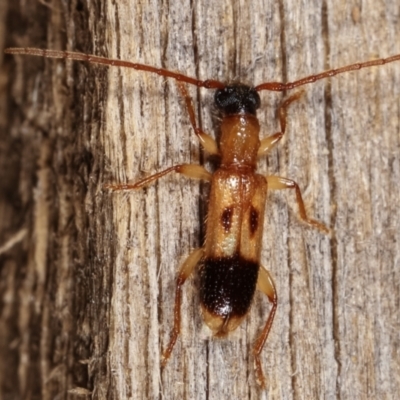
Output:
249,206,259,235
199,253,259,318
221,206,233,232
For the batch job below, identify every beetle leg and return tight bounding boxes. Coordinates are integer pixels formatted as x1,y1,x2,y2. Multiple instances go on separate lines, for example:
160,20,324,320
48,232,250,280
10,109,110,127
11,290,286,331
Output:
253,266,278,388
258,91,304,156
177,81,219,156
104,164,212,191
161,247,204,366
258,132,284,156
267,175,330,234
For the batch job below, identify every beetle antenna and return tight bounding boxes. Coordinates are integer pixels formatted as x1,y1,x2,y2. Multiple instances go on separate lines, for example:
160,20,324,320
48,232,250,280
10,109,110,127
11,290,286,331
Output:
254,53,400,92
4,47,225,90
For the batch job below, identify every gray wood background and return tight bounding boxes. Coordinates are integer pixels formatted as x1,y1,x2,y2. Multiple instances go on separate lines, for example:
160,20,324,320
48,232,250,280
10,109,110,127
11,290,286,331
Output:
1,0,399,399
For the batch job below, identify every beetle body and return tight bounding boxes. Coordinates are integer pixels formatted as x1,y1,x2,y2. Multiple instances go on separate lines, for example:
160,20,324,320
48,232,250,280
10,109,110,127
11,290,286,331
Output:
200,112,267,335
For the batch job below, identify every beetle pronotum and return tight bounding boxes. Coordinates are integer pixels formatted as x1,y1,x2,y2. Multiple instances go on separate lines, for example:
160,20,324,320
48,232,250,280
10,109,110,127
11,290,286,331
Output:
4,47,400,387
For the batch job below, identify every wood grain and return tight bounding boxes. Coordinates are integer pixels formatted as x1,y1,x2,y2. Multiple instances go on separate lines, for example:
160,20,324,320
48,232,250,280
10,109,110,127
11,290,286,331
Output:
1,0,399,399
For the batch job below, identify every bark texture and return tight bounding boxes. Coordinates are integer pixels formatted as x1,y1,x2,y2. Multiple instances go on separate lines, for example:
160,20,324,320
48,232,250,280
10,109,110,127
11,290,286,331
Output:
1,0,400,399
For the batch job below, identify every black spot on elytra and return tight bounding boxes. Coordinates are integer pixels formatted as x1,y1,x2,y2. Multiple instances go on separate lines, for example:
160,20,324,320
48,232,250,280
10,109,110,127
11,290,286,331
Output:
221,207,233,232
249,206,259,235
200,254,259,317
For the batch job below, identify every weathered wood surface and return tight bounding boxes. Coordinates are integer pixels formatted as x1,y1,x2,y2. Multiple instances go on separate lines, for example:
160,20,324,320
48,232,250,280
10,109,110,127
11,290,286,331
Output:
1,0,399,399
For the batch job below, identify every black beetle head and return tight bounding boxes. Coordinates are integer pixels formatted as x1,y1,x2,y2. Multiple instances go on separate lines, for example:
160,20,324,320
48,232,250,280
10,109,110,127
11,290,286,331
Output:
214,84,260,115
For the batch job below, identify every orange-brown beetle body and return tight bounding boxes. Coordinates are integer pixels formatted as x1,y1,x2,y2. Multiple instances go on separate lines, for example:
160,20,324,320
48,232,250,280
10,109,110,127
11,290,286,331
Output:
201,115,267,335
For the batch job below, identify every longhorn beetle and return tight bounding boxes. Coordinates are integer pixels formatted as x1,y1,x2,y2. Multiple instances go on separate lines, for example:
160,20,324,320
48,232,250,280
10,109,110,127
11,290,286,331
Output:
4,47,400,387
